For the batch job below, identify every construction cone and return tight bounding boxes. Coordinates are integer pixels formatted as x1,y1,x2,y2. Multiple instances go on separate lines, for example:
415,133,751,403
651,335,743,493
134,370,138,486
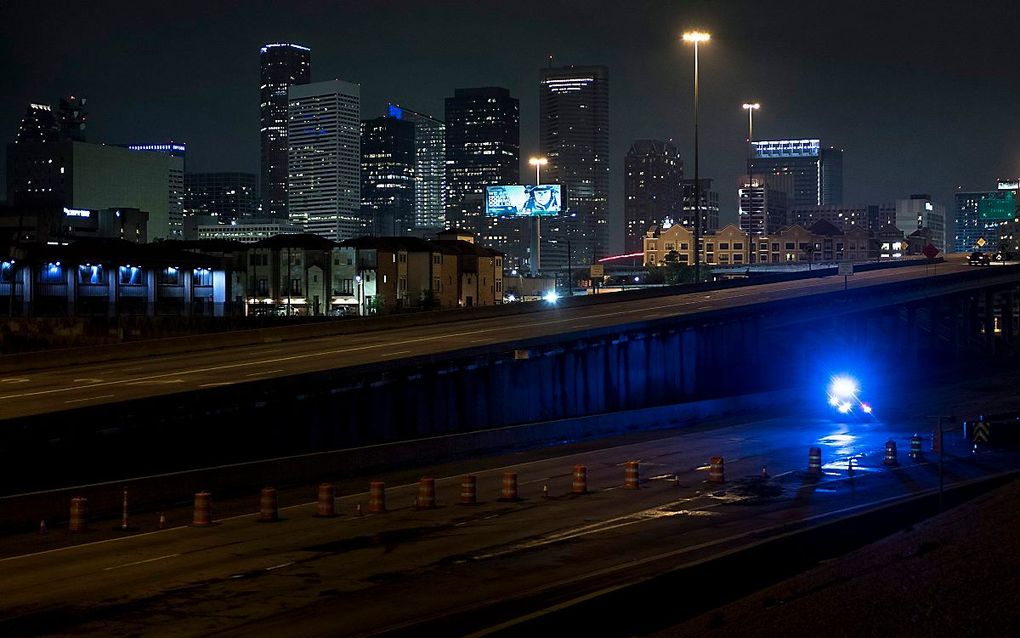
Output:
39,519,47,535
356,504,363,516
543,485,549,498
158,513,167,529
760,466,769,479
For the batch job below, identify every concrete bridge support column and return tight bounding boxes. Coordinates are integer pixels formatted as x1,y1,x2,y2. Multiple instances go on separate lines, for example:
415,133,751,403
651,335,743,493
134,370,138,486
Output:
904,305,918,366
1001,290,1015,352
984,289,997,356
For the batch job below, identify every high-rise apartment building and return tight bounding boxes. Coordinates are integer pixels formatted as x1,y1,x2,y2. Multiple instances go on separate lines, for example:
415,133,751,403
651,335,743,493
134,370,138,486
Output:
623,139,683,253
287,79,361,242
184,172,260,222
260,43,311,221
539,65,610,260
749,139,843,209
361,116,416,236
387,104,445,230
445,87,519,233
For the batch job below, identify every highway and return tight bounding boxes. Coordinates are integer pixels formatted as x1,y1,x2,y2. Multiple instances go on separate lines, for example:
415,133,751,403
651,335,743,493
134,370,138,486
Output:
1,381,1017,637
0,258,980,420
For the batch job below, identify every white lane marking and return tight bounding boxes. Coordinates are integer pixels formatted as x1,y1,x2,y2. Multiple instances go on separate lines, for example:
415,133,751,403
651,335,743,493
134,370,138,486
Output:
103,553,179,571
64,394,115,404
72,378,103,383
379,350,411,358
245,369,285,377
265,561,293,571
1,378,30,384
125,379,183,386
0,264,964,402
200,382,234,388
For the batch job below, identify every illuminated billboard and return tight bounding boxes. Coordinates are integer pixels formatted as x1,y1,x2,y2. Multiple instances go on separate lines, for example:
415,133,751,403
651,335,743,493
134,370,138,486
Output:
485,184,561,217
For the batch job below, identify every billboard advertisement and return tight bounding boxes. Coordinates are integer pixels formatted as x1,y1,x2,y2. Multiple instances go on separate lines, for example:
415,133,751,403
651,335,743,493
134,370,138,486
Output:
485,184,561,217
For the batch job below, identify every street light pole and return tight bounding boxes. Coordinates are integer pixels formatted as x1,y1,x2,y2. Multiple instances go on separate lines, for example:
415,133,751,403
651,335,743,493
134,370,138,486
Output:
742,102,760,265
683,31,710,282
528,157,548,277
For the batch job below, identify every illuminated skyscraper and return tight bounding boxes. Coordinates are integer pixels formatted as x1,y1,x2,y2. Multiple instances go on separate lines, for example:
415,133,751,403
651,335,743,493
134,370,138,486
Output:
361,116,416,236
748,139,842,209
387,104,445,230
287,79,361,241
184,172,260,223
954,180,1017,253
260,43,310,221
624,139,683,253
539,65,609,261
444,87,519,233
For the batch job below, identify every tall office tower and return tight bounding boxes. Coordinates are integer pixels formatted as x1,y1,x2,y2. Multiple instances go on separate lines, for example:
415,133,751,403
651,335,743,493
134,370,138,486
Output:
387,104,445,230
287,79,361,241
260,43,311,220
954,180,1019,253
56,96,88,141
623,139,683,253
896,194,946,249
749,139,843,209
361,116,416,236
739,176,788,236
15,103,60,143
445,87,519,233
680,178,720,233
126,143,187,237
539,65,610,260
184,172,260,223
13,96,87,144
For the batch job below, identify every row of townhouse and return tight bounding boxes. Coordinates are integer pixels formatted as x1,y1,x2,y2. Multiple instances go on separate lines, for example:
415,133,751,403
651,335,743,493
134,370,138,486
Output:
1,230,503,318
643,220,916,268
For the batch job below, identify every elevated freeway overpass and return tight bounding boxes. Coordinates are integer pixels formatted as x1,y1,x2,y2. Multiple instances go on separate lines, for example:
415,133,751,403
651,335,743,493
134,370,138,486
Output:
1,256,1018,492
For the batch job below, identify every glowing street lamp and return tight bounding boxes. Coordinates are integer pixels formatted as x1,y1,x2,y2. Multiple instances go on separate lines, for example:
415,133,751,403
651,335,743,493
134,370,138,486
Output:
681,30,710,282
527,156,548,277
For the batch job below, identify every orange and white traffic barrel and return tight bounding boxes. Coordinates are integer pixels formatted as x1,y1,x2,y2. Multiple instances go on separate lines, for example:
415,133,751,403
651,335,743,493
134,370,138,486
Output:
258,487,279,522
884,440,898,466
708,456,725,483
808,447,823,476
572,465,588,494
499,472,519,501
69,497,89,533
417,477,437,509
909,434,922,460
316,483,336,517
624,461,640,489
192,492,213,527
460,474,477,505
368,481,386,513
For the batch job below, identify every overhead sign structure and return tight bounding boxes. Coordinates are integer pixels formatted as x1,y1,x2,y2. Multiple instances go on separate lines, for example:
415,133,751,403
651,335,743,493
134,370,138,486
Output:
485,185,561,217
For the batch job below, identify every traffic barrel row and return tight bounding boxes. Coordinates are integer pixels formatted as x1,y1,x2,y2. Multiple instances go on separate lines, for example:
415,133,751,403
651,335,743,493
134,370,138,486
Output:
39,461,659,534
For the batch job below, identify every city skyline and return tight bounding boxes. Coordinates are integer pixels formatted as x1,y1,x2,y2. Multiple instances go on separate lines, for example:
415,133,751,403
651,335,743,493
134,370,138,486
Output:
1,0,1018,253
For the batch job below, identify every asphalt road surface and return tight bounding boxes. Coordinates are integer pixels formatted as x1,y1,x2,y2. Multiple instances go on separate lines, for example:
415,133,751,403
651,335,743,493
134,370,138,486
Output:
2,399,1017,637
0,259,976,420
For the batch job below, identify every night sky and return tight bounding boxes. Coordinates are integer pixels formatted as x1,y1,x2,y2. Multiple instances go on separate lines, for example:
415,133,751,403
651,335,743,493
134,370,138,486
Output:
2,0,1017,251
